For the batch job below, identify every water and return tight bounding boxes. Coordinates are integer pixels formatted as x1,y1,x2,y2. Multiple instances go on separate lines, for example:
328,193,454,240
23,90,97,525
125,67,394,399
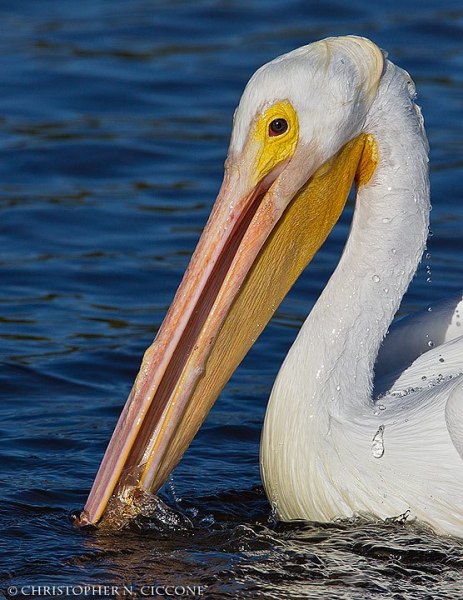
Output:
1,1,463,598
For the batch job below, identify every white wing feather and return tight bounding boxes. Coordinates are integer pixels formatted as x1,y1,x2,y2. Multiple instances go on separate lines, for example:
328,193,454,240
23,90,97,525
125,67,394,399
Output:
376,294,463,384
375,295,463,467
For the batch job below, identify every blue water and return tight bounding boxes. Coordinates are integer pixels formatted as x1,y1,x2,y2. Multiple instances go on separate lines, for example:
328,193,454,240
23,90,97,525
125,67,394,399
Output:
1,1,463,598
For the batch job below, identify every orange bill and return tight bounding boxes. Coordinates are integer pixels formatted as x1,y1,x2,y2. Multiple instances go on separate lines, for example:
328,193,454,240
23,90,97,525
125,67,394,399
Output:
76,124,377,526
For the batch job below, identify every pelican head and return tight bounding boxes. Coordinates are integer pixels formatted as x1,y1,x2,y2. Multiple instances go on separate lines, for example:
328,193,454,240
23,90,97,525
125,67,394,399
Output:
78,36,385,526
229,36,383,180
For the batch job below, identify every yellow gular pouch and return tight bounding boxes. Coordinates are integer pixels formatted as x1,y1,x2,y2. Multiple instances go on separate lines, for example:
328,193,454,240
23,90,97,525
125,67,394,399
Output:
355,133,379,188
253,100,299,182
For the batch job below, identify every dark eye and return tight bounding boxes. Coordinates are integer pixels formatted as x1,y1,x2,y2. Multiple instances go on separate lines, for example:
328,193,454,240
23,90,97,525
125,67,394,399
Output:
269,118,288,137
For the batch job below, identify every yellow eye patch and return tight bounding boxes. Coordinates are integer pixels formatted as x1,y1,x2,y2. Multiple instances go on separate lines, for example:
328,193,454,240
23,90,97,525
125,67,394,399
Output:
253,100,299,182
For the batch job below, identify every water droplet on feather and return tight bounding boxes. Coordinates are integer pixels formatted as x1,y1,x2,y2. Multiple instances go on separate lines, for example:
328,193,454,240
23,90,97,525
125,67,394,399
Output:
371,425,385,459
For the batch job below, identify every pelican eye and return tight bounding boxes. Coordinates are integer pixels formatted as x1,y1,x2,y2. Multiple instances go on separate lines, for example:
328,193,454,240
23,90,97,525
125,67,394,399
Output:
269,118,288,137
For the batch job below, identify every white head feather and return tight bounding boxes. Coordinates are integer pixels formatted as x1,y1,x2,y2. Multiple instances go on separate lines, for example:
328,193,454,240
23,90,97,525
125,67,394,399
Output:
230,36,385,163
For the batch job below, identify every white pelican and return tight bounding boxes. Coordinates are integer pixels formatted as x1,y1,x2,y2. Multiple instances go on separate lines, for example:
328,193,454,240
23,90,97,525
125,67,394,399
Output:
77,36,463,537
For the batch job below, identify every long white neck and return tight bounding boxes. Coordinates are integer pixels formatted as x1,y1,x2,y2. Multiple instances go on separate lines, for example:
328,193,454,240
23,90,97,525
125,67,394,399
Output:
261,62,430,515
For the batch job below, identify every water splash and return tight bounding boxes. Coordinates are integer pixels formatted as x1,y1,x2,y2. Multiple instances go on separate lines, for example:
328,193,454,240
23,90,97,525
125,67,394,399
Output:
425,252,432,283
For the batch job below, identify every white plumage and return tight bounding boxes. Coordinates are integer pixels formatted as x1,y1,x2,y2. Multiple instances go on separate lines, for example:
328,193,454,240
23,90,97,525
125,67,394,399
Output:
259,40,463,537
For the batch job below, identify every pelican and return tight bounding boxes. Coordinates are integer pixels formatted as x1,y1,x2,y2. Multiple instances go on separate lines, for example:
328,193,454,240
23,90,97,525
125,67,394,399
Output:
77,36,463,537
